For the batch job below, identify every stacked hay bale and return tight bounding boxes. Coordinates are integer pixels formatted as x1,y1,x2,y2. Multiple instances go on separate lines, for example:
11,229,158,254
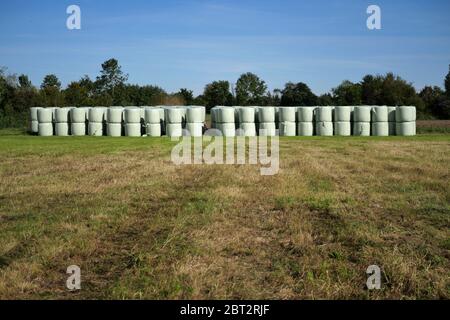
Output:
55,107,72,136
297,107,315,136
238,107,256,136
29,107,42,134
334,106,352,136
37,108,53,136
186,106,205,137
144,107,163,137
88,107,105,136
316,106,333,136
278,107,296,136
123,107,141,137
387,106,397,135
371,106,389,136
258,107,276,136
353,106,371,136
70,108,87,136
396,106,416,136
165,107,183,137
216,107,236,136
107,107,123,137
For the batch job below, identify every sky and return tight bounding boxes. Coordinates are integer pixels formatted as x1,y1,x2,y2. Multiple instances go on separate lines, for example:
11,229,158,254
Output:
0,0,449,95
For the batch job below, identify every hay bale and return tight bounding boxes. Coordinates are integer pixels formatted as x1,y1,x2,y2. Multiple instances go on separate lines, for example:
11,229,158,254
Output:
258,107,275,123
316,107,333,122
279,122,296,136
372,122,389,136
353,122,370,136
55,122,69,136
107,123,122,137
88,122,103,136
279,107,296,122
334,106,352,122
353,106,371,122
297,122,314,136
37,108,53,123
396,122,416,136
71,123,86,136
334,122,351,136
258,122,276,136
396,106,416,122
146,123,161,137
124,108,141,124
371,106,388,122
297,107,315,122
316,121,333,136
38,123,53,136
107,107,124,124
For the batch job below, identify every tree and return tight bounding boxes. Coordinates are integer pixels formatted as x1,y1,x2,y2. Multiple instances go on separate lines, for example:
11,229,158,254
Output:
280,82,317,106
96,58,128,96
235,72,267,105
203,80,233,110
40,74,62,107
41,74,61,90
18,74,32,88
445,65,450,97
332,80,362,105
177,88,194,105
317,93,333,106
419,86,445,118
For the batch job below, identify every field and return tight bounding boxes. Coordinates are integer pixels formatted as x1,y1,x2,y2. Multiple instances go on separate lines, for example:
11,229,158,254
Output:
0,128,449,299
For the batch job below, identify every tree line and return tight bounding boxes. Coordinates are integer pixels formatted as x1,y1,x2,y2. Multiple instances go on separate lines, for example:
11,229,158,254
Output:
1,58,449,128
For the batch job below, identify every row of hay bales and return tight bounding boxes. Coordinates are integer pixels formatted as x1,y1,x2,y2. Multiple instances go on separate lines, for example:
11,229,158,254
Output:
29,106,206,137
29,105,416,137
211,106,416,136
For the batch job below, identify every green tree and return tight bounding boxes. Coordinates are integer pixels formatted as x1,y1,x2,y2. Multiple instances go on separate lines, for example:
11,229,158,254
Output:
419,86,445,118
235,72,267,105
18,74,32,88
96,58,128,97
280,82,317,106
177,88,194,105
317,93,333,106
203,80,233,110
332,80,362,105
445,65,450,97
40,74,62,107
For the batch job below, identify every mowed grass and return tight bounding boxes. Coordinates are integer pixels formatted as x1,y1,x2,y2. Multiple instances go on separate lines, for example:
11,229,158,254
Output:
0,128,449,299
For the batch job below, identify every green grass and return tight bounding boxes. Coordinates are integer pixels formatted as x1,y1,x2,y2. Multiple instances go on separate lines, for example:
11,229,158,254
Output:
0,131,449,299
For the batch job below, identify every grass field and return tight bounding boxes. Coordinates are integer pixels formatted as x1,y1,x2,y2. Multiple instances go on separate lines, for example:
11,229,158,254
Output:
0,128,449,299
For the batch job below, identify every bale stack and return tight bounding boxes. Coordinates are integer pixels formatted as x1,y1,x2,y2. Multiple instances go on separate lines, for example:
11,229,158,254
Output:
387,106,397,135
353,106,371,136
258,107,276,136
123,107,141,137
185,106,205,137
316,107,333,136
238,107,256,136
88,107,105,136
55,107,71,136
165,107,183,137
278,107,296,136
145,107,162,137
107,107,123,137
334,106,352,136
396,106,416,136
297,107,315,136
70,108,87,136
216,107,236,136
371,106,389,136
37,108,53,136
29,107,41,134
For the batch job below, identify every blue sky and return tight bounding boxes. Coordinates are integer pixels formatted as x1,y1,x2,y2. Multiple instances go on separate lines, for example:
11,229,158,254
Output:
1,0,449,95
